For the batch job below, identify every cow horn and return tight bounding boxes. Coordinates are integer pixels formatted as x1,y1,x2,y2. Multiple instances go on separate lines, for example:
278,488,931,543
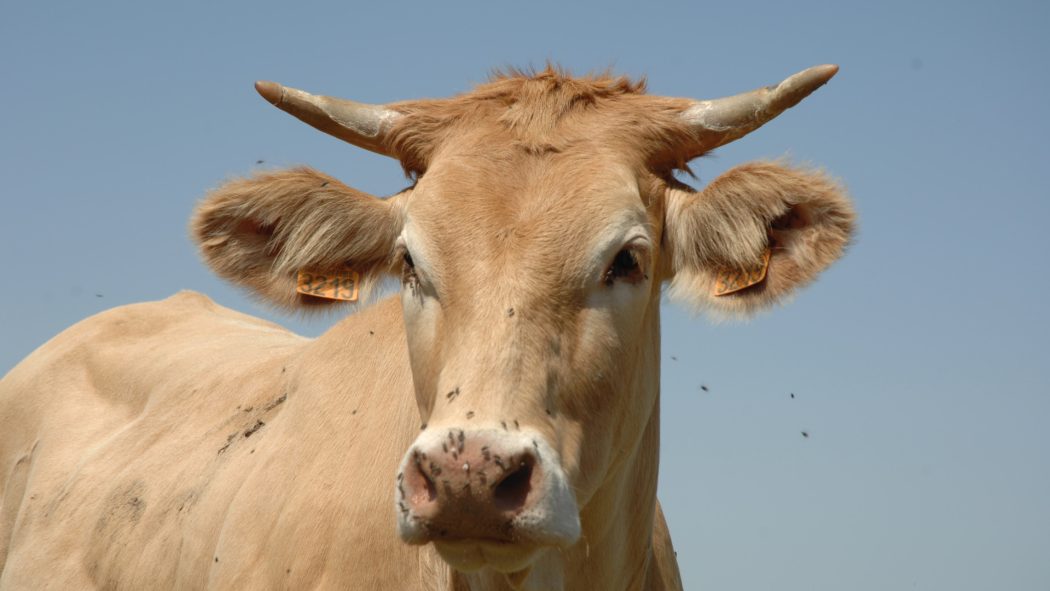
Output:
680,64,839,152
255,81,402,158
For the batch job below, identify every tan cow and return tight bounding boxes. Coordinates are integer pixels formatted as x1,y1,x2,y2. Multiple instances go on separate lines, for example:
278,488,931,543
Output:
0,65,854,590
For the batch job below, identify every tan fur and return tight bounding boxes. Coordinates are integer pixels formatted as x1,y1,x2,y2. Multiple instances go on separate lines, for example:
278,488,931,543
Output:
1,67,853,590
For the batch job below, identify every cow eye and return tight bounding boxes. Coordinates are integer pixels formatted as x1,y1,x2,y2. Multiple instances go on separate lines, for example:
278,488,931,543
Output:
401,251,418,286
603,248,646,286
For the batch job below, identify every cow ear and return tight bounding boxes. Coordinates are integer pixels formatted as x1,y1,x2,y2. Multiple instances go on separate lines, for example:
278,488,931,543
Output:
664,161,855,318
191,167,404,311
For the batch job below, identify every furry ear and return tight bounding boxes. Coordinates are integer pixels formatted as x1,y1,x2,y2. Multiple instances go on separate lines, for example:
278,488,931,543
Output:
664,161,855,317
191,167,404,311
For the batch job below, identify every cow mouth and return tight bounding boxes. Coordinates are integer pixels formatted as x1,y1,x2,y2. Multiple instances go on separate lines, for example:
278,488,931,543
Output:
431,538,542,574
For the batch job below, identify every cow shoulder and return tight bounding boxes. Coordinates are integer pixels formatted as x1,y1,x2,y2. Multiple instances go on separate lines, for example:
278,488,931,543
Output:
0,291,307,584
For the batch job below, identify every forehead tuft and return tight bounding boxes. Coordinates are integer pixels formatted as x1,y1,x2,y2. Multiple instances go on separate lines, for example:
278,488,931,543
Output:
386,66,693,176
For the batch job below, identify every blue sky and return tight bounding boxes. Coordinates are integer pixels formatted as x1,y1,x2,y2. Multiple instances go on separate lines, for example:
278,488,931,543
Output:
2,1,1047,588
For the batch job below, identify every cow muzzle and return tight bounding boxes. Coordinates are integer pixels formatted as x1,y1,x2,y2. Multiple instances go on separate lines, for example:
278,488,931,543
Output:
395,427,580,571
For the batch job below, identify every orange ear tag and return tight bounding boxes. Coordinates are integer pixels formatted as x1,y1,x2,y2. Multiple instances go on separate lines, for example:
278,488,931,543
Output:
296,268,360,302
713,248,772,297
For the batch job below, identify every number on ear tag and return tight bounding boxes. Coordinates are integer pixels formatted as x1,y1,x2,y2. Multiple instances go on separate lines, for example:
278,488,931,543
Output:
713,248,772,297
296,268,360,302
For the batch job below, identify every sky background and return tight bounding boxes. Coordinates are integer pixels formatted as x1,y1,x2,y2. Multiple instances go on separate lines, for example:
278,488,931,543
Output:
2,1,1047,589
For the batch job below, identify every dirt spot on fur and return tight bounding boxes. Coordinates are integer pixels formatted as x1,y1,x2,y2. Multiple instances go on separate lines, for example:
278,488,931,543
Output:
94,481,148,534
244,420,265,438
217,432,239,455
264,393,287,411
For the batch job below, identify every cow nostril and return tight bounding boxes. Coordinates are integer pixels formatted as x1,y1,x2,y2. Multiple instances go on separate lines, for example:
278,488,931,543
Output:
408,458,438,505
421,469,437,503
492,454,534,512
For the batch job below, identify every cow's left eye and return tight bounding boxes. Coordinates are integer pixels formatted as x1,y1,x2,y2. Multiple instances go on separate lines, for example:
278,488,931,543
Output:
401,250,419,287
603,248,646,286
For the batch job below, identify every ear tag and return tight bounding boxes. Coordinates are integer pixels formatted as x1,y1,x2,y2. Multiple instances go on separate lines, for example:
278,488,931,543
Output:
296,268,360,302
713,248,772,297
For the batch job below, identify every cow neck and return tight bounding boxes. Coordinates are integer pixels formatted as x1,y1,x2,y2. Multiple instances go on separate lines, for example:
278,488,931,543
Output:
567,353,663,590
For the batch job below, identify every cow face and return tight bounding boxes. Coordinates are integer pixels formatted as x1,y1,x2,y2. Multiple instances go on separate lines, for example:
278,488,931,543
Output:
192,66,855,575
391,146,665,571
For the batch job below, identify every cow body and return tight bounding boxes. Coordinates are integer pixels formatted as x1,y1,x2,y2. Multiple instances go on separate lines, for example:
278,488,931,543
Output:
1,65,854,589
0,292,680,590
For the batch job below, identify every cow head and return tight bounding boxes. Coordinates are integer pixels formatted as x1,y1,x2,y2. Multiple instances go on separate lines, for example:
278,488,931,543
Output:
192,66,854,574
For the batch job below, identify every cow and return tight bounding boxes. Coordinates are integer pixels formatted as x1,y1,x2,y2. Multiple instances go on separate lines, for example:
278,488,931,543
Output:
0,64,855,590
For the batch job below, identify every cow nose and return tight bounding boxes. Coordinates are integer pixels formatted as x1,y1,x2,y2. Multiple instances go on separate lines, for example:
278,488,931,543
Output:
396,427,581,548
399,430,542,541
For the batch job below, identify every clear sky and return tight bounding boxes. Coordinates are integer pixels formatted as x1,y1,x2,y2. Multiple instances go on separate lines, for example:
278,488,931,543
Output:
2,1,1047,589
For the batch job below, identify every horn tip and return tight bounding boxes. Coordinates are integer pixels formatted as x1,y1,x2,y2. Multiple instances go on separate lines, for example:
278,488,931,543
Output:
780,64,839,98
803,64,839,87
254,80,284,106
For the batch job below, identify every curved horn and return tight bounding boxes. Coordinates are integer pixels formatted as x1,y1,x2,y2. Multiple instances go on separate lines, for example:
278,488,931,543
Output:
254,81,402,158
681,64,839,152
